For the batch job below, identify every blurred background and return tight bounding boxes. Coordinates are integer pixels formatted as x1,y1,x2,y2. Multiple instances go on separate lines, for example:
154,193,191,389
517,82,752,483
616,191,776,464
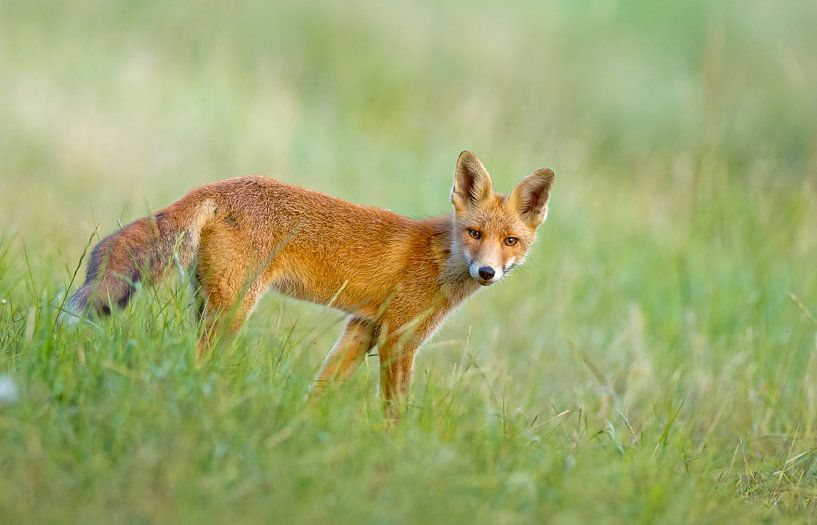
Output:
3,1,815,237
1,0,817,521
2,0,815,370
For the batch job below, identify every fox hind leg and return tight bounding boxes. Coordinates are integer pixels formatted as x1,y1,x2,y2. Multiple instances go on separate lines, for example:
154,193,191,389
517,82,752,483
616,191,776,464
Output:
193,240,266,359
195,278,264,359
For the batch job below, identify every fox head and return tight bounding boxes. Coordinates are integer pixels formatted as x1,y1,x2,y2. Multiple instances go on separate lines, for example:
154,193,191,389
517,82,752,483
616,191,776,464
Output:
450,151,555,286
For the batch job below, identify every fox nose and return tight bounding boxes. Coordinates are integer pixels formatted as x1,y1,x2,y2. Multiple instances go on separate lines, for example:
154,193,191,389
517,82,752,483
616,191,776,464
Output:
478,266,495,280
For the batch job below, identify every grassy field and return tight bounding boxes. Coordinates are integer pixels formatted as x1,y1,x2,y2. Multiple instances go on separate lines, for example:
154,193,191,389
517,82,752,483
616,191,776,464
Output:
2,1,817,522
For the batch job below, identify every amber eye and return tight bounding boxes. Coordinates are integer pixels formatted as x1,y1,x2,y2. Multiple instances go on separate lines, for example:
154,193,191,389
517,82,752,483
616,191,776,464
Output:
467,229,481,240
504,237,519,247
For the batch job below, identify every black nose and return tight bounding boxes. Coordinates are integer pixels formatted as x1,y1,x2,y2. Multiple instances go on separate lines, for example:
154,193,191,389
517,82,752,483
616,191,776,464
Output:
478,266,495,280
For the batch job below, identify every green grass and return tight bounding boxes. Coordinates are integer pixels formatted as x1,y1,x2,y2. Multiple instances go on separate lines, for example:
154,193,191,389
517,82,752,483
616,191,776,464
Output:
2,1,817,523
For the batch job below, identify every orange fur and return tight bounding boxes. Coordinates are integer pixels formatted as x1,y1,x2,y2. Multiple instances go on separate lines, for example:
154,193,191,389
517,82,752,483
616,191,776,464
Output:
65,151,555,413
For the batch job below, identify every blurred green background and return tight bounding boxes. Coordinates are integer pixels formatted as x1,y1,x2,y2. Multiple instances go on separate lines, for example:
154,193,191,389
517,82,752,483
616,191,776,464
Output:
1,1,816,523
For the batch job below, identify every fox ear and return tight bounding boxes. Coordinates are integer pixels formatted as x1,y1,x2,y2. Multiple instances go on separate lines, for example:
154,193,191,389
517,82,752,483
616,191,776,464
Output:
451,151,494,212
509,168,555,227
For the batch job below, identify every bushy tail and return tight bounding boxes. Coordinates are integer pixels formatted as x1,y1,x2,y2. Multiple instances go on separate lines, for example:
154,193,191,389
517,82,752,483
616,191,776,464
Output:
62,191,216,322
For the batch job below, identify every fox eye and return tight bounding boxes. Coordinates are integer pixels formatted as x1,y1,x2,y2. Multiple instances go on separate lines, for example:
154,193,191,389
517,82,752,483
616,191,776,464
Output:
467,229,481,240
504,237,519,246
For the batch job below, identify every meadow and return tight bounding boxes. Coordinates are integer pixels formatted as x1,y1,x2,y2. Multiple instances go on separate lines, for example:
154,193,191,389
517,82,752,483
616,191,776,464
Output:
1,1,816,522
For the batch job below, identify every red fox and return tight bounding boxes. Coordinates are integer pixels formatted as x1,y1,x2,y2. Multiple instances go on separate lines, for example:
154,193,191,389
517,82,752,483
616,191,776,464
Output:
65,151,554,408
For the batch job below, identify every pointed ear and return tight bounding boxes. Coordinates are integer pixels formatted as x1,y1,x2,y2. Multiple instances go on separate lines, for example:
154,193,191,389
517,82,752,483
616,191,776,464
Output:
451,151,494,212
509,168,555,227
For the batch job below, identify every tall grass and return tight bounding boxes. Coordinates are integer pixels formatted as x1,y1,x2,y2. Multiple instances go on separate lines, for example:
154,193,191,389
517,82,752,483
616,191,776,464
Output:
1,1,816,522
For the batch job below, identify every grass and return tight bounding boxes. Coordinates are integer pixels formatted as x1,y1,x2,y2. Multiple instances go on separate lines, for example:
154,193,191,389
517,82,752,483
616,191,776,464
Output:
1,0,817,522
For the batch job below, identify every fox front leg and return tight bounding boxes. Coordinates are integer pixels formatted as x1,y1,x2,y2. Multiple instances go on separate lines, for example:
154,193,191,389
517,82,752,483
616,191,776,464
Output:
309,316,377,396
378,334,422,419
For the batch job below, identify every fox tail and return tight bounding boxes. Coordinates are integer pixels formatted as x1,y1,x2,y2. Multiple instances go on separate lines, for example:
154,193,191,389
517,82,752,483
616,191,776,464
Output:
62,191,216,323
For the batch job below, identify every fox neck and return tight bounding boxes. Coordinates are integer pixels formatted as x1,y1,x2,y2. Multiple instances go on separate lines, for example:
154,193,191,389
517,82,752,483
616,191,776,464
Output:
428,216,482,305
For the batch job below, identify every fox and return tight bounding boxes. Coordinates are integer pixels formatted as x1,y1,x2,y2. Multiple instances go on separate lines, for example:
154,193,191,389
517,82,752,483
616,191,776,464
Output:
64,151,554,410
